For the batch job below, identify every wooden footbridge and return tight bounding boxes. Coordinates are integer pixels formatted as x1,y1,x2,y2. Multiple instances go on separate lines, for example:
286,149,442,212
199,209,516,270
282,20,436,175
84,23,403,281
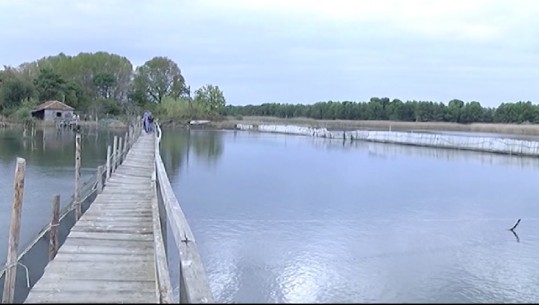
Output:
1,121,213,303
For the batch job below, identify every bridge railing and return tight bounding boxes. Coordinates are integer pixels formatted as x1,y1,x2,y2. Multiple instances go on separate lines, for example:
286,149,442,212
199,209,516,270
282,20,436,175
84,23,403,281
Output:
153,122,214,304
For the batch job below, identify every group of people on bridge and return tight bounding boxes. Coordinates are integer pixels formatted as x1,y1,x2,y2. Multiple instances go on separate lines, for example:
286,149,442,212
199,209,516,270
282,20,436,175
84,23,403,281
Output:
143,111,154,133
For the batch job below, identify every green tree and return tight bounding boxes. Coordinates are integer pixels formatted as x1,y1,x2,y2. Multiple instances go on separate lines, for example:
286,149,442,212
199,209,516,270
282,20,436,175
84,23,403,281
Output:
133,56,187,104
193,84,226,114
0,73,35,109
460,101,484,123
33,68,67,102
93,73,117,99
446,99,464,122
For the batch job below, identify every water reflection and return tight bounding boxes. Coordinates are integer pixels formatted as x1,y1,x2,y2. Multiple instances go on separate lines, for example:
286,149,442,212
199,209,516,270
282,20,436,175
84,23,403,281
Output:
511,230,520,243
309,136,539,169
160,128,224,175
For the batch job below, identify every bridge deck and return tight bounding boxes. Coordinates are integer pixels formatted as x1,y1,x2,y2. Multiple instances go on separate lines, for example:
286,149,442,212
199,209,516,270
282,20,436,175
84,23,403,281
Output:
25,132,158,303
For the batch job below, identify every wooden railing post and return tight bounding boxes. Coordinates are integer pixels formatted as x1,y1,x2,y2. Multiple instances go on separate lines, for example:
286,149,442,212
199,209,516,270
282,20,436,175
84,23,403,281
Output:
2,157,26,304
97,165,104,194
74,134,82,221
112,136,118,172
49,194,60,262
118,137,125,166
106,145,111,180
124,132,128,157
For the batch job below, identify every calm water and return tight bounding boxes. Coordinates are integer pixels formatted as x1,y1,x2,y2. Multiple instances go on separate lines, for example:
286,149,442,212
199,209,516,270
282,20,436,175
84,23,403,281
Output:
2,126,539,303
0,126,126,264
160,128,539,303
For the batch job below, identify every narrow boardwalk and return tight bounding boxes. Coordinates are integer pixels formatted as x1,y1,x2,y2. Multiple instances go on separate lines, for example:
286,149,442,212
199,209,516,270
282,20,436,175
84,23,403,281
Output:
25,132,157,303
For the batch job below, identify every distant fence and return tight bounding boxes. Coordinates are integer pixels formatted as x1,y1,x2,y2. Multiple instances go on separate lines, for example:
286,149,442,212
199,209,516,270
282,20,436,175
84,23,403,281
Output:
0,118,143,303
236,124,539,157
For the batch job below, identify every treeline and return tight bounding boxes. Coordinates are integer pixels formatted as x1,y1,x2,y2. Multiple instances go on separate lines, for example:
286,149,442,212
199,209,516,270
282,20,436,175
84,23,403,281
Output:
223,98,539,124
0,52,226,122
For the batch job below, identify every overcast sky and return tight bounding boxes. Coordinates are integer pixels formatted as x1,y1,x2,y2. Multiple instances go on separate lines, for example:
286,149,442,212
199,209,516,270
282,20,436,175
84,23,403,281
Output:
1,0,538,107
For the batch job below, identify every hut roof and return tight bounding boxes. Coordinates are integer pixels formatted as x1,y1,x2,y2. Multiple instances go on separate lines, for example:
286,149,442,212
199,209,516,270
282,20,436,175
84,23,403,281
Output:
32,100,74,112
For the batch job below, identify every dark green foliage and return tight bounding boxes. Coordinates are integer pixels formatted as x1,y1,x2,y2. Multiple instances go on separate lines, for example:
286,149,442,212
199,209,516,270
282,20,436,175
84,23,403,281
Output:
222,98,539,124
0,74,35,109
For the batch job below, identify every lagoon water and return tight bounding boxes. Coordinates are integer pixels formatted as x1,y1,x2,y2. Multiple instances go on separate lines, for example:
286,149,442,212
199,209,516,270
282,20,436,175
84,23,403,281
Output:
2,126,539,303
161,128,539,303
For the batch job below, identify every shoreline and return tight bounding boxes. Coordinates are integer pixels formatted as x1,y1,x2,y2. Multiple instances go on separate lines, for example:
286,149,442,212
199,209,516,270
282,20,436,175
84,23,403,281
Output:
234,123,539,157
206,116,539,136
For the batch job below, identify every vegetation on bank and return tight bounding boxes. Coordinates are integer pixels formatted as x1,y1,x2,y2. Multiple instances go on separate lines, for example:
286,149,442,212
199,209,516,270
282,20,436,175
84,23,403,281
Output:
0,52,226,126
2,51,537,129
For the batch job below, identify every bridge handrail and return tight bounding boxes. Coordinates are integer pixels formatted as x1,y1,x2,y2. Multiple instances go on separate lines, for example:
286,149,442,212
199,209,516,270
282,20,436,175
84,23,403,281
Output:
153,122,214,303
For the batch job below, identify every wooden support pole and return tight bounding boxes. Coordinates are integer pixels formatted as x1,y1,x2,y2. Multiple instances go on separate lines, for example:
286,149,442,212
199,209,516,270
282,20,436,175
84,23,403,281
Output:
2,157,26,304
124,132,128,156
74,134,82,221
97,165,104,194
106,145,111,181
118,137,123,165
112,136,118,172
49,194,60,262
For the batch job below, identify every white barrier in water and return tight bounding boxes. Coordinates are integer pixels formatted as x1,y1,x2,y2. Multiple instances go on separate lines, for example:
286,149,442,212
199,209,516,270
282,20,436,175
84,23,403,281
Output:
235,124,539,157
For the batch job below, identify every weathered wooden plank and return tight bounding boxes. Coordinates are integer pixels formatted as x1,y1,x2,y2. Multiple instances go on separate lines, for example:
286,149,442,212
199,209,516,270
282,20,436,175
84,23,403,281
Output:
36,270,153,282
67,230,154,241
60,237,153,248
29,279,154,292
25,290,155,303
58,244,154,254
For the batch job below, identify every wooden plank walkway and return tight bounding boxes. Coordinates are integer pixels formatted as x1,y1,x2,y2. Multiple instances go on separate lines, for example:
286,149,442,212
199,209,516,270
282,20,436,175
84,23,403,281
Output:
25,132,158,303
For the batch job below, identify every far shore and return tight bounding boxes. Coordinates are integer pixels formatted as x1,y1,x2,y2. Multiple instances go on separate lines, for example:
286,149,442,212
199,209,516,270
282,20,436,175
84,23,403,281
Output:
0,118,129,129
203,116,539,137
5,115,539,137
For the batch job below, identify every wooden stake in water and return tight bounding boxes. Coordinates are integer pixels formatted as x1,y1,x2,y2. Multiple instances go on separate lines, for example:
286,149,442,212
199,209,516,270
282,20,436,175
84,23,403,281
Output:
74,134,82,220
49,194,60,261
2,157,26,304
106,145,111,181
112,136,118,172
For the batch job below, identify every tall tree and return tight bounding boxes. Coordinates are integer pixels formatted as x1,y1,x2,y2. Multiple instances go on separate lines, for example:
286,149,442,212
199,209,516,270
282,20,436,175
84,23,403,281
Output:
0,70,35,109
33,68,67,102
133,56,187,104
193,84,226,114
93,72,117,99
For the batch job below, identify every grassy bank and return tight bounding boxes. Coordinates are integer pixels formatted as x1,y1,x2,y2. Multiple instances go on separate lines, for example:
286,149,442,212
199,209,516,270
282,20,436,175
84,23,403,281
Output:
209,116,539,136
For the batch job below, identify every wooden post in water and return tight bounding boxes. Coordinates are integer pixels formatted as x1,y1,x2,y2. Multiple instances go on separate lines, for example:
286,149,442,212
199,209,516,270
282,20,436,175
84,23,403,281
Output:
106,145,111,181
74,134,82,221
118,137,123,165
112,136,118,172
2,158,26,304
97,165,104,194
126,128,130,151
124,132,128,157
49,195,60,262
